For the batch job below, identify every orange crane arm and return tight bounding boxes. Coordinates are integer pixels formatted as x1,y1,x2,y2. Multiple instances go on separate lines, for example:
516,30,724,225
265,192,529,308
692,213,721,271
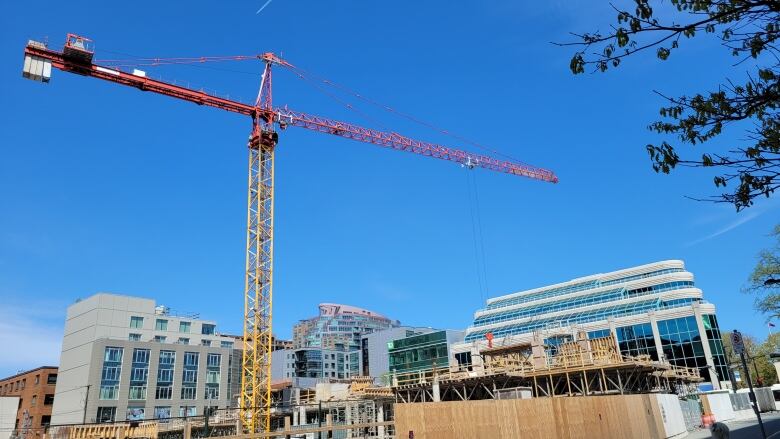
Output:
23,39,558,183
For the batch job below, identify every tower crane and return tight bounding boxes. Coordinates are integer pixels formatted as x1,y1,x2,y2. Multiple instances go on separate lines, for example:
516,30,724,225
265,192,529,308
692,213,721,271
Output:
21,34,558,433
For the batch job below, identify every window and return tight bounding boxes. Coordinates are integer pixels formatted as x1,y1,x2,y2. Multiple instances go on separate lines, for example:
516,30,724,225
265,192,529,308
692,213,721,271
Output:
181,386,197,399
46,374,57,385
703,314,730,382
96,407,116,423
126,407,145,421
221,341,234,349
41,415,51,426
31,395,37,406
177,337,190,345
102,366,120,381
155,386,172,400
616,323,658,360
99,385,119,400
130,316,144,329
154,335,167,343
455,352,473,371
133,349,150,364
155,319,168,331
179,406,196,417
131,367,148,382
21,379,26,389
182,369,198,383
205,387,219,399
129,333,141,341
206,371,220,384
43,394,54,405
207,354,221,368
34,375,40,385
157,369,174,383
128,386,147,400
184,352,199,366
201,339,212,347
159,351,176,365
104,347,123,362
588,329,612,340
658,316,710,381
201,324,216,335
179,321,191,333
154,406,171,419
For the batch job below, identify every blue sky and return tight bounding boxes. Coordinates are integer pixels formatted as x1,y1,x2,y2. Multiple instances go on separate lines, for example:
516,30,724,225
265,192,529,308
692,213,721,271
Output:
1,1,779,377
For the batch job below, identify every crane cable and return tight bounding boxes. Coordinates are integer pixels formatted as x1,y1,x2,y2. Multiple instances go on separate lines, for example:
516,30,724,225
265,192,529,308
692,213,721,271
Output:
464,165,490,305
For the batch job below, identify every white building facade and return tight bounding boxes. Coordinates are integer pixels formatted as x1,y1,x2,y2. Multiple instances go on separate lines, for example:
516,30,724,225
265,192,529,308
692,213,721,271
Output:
51,293,240,425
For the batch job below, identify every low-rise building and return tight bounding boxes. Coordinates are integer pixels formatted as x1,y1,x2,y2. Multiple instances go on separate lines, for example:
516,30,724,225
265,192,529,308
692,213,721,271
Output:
388,330,464,379
0,367,57,438
361,327,435,383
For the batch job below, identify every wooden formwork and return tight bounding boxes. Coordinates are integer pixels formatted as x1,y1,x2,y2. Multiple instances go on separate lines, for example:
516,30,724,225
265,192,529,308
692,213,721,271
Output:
54,422,158,439
392,334,701,402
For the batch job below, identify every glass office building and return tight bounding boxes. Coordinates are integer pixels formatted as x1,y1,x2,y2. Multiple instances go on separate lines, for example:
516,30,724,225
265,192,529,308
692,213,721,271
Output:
388,330,464,376
455,260,728,387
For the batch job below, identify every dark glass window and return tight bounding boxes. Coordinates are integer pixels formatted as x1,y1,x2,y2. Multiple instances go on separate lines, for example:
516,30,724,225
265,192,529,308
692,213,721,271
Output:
616,323,658,360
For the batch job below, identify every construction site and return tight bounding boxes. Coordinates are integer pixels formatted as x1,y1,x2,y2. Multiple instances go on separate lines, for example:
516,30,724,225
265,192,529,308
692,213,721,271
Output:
39,327,710,439
16,32,753,439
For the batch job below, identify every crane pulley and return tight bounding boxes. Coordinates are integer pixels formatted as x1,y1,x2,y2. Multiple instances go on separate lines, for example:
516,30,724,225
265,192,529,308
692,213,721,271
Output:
21,33,558,433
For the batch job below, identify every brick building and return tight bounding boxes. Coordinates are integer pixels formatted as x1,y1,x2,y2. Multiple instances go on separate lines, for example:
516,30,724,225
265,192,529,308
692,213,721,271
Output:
0,367,58,436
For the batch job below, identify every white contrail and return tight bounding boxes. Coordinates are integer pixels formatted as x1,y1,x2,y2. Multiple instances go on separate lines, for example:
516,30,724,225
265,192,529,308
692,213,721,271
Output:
256,0,273,14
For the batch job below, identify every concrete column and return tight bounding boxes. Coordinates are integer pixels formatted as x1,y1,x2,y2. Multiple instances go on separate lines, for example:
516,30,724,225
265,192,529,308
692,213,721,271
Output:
299,405,306,426
608,318,617,340
693,304,721,390
292,406,299,426
648,312,665,361
432,376,441,402
377,404,385,438
345,402,352,438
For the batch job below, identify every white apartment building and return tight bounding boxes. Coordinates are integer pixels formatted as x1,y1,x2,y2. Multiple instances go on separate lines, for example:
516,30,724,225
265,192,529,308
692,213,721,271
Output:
51,293,241,425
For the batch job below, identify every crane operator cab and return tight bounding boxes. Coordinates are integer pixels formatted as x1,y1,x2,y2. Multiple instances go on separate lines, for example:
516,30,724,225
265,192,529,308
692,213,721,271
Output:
63,33,94,64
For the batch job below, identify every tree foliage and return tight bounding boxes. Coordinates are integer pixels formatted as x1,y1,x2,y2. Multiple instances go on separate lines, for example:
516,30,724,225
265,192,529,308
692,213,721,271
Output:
745,224,780,315
721,331,779,387
561,0,780,210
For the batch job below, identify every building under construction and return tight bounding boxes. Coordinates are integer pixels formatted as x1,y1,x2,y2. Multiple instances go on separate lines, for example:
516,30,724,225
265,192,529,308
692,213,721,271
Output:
391,330,701,404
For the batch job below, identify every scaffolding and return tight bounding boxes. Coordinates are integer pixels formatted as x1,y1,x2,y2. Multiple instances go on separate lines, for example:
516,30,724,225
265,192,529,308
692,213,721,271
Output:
392,333,702,403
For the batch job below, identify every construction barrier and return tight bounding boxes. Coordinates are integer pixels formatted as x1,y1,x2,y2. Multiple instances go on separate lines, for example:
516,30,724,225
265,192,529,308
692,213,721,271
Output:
701,391,735,423
394,394,686,439
678,398,702,431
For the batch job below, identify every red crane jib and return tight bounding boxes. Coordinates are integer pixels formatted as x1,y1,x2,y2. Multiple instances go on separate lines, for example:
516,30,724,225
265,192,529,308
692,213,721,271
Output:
24,44,558,184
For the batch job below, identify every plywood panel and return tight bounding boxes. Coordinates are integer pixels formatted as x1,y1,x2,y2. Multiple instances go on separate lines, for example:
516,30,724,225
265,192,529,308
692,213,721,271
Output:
394,394,672,439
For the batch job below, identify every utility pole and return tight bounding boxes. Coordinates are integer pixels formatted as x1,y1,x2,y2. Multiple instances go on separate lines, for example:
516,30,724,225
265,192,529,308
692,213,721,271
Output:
82,384,91,424
733,330,767,439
